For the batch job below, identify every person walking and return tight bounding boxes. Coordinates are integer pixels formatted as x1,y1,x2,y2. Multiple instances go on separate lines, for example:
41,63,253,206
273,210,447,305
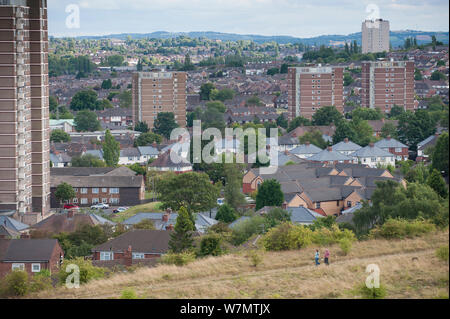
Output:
314,249,320,266
324,249,330,266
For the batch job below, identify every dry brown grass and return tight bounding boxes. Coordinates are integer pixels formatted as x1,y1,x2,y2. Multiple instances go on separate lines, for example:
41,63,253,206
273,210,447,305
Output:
34,231,449,299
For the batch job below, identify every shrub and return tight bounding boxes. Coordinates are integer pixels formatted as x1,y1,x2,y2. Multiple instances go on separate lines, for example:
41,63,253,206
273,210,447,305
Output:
436,245,449,263
369,218,436,239
120,288,139,299
311,225,356,246
339,238,352,255
29,270,53,293
58,258,106,286
247,250,264,267
262,222,312,251
198,233,224,257
161,251,196,266
216,204,238,223
231,216,266,245
0,270,29,297
358,283,387,299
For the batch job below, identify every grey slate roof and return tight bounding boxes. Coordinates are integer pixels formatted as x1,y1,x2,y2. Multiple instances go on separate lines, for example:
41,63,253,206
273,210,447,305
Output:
287,207,321,224
0,216,29,232
0,225,20,238
92,230,171,254
374,138,407,149
85,150,104,160
229,216,251,229
332,140,362,152
307,149,353,162
0,239,60,262
120,148,141,157
417,134,439,151
290,144,323,156
137,146,159,156
350,145,394,158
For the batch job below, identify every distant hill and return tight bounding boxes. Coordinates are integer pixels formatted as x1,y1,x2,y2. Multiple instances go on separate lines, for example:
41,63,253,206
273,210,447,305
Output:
73,30,449,47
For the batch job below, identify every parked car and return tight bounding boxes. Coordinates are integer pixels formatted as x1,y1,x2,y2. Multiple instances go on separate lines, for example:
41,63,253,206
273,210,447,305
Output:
217,198,225,206
113,207,129,214
90,203,109,209
63,204,79,210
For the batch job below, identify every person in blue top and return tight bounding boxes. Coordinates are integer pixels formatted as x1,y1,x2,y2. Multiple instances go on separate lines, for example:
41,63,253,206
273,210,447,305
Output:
314,249,320,266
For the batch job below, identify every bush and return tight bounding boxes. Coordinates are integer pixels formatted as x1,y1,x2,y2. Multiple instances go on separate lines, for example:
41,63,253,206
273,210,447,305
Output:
0,270,29,297
231,216,266,246
369,218,436,239
358,283,387,299
58,258,106,286
29,270,53,293
339,238,352,255
247,250,264,267
262,223,356,252
198,233,224,257
120,288,139,299
161,251,196,266
436,245,449,263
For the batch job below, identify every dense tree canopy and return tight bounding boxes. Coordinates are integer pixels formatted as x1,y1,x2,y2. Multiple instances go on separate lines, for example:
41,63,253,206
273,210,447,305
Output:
153,112,179,139
311,106,343,126
74,110,101,132
255,179,284,210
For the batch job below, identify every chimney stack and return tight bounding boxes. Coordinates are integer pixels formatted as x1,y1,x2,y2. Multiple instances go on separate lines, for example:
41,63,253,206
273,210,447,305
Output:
386,135,391,140
369,143,375,148
166,224,174,231
282,202,288,210
327,146,333,152
20,233,30,239
344,138,349,143
305,141,310,146
123,245,132,267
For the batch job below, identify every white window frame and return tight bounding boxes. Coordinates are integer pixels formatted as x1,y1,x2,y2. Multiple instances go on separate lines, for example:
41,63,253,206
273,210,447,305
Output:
31,263,41,273
80,198,88,205
80,188,88,194
92,188,99,194
132,253,145,260
12,263,25,271
110,188,119,194
100,252,113,261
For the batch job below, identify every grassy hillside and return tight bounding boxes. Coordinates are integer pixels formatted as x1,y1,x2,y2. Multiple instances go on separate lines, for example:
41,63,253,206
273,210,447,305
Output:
34,231,449,299
110,202,163,223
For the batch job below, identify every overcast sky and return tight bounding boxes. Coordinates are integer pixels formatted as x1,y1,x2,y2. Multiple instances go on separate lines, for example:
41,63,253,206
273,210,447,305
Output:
48,0,449,38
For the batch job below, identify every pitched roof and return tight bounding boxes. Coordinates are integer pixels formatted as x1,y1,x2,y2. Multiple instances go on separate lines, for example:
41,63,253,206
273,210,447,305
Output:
287,207,321,224
50,167,115,176
92,230,171,254
332,140,362,152
307,148,353,162
32,213,114,234
290,144,323,155
417,134,439,150
350,145,394,158
0,239,60,262
137,146,159,156
0,225,20,238
0,216,29,232
374,137,407,149
120,148,141,157
149,151,192,169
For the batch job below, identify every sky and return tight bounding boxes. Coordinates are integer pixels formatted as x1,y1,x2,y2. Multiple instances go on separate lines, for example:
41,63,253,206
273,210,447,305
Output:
48,0,449,38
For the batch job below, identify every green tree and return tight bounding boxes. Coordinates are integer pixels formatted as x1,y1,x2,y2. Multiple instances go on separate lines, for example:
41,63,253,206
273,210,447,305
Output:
215,204,238,223
276,114,288,129
343,72,354,86
74,110,101,132
134,121,149,133
157,172,221,213
246,96,263,107
101,79,112,90
381,122,398,139
431,132,449,176
350,118,376,146
49,96,58,113
169,207,195,253
153,112,179,139
397,110,437,151
198,233,223,257
312,106,343,126
351,107,383,121
128,163,146,176
333,120,357,144
70,90,100,111
200,82,216,100
264,208,291,228
299,130,328,149
102,129,120,167
389,105,405,119
255,179,284,210
224,164,246,210
106,55,124,67
119,90,132,108
134,132,162,147
55,182,76,207
427,169,448,198
210,88,235,102
288,116,311,132
71,154,106,167
430,71,447,81
50,129,71,143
